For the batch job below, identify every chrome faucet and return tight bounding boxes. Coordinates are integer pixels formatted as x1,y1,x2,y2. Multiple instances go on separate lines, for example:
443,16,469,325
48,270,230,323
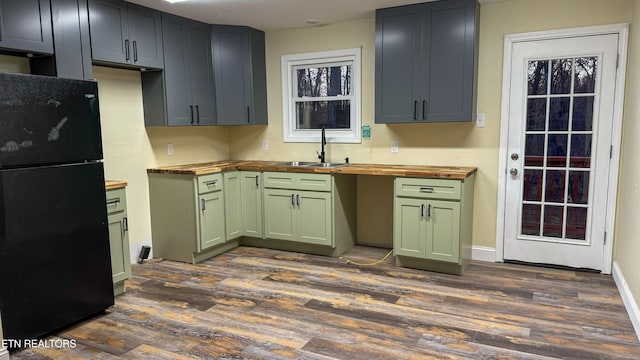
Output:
317,125,326,163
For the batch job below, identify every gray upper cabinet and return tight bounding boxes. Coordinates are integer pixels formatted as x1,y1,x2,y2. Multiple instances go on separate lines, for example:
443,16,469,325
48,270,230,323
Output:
0,0,53,54
142,13,215,126
375,0,478,123
88,0,163,69
211,25,267,125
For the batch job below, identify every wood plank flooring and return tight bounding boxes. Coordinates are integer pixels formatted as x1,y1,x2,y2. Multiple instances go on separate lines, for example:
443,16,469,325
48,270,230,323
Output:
10,246,640,359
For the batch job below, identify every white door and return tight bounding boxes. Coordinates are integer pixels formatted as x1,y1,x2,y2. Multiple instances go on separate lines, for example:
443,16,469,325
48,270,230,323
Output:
503,34,619,270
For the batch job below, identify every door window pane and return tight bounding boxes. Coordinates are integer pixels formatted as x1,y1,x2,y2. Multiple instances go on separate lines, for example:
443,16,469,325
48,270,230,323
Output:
525,134,545,166
547,134,567,167
549,97,570,131
523,169,543,201
545,170,566,203
566,207,587,240
526,98,547,131
521,204,541,236
543,205,564,238
568,171,589,204
551,59,572,94
572,96,594,131
570,134,592,168
574,57,597,94
528,60,548,95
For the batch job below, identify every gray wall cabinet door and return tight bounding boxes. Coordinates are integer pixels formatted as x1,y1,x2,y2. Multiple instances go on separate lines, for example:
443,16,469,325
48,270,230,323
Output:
0,0,53,54
211,25,267,125
50,0,93,79
375,0,478,123
88,0,163,69
148,13,215,126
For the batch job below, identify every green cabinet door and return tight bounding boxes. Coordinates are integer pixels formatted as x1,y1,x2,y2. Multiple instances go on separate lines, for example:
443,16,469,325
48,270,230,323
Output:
240,171,263,238
296,190,332,246
393,197,426,258
198,191,225,251
224,171,242,240
426,200,460,263
263,188,296,242
108,210,131,283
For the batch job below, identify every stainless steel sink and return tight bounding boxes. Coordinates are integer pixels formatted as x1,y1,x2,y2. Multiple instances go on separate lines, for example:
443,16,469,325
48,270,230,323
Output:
273,161,317,167
305,162,348,168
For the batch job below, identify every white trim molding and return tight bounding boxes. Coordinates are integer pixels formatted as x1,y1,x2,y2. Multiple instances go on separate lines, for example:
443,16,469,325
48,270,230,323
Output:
495,23,629,274
472,246,496,262
612,262,640,341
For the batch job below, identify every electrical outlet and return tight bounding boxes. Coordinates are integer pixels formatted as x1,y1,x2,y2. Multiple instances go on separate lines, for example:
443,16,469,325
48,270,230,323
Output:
476,113,486,128
167,143,174,156
391,140,399,153
261,139,268,150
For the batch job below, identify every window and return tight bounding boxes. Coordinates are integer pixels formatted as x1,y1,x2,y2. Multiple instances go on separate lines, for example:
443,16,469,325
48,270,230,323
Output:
281,48,361,143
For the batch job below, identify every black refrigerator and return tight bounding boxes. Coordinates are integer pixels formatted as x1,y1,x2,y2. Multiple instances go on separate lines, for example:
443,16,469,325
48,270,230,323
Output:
0,73,114,344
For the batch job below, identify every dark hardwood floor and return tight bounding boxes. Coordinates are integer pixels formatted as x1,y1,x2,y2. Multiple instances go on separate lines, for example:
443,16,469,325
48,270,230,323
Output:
10,246,640,359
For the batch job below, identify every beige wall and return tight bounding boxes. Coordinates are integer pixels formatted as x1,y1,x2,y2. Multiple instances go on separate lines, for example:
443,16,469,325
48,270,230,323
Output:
229,0,633,248
615,0,640,326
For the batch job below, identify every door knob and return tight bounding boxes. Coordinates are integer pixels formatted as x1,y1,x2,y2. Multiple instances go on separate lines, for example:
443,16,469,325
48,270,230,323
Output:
511,153,519,160
510,168,518,176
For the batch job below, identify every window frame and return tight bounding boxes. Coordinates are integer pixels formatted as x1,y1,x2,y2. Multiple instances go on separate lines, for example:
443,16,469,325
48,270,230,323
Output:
281,48,361,143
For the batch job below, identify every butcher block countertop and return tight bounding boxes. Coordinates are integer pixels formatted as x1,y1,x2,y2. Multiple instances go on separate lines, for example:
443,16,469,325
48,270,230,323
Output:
148,160,476,179
105,180,128,190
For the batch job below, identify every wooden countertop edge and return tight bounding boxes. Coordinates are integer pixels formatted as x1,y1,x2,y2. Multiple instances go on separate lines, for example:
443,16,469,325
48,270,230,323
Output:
147,161,477,179
105,180,128,190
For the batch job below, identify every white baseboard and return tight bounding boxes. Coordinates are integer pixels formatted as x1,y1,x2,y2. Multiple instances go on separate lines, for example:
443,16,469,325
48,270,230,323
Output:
612,261,640,341
471,246,496,262
0,346,9,360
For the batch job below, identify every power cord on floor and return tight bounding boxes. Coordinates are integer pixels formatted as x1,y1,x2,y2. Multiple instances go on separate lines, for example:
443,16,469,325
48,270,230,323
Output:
341,249,394,266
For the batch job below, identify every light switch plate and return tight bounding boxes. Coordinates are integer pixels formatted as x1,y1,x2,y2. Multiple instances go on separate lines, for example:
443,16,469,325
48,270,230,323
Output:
476,113,486,128
167,143,174,156
261,140,268,150
391,140,399,153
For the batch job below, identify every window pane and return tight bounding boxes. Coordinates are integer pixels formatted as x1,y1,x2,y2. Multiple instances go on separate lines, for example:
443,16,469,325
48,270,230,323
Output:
523,169,543,201
566,207,587,240
549,97,569,131
570,134,592,168
296,65,351,97
547,134,567,167
524,134,545,166
528,60,548,95
543,205,564,238
545,170,566,203
527,98,546,131
574,57,597,93
572,96,594,131
551,59,572,94
521,204,541,236
295,100,350,129
568,171,589,204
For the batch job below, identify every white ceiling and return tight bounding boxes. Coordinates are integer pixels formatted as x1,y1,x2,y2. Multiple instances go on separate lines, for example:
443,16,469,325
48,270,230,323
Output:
127,0,499,31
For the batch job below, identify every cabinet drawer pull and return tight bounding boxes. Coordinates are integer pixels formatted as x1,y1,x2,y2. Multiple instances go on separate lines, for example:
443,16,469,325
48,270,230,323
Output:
421,204,425,218
419,187,434,193
255,175,259,187
201,198,206,211
204,180,218,187
190,105,194,124
413,100,418,120
428,204,431,218
107,198,120,207
247,106,251,123
125,39,130,61
422,100,426,120
296,194,300,207
291,194,295,206
195,105,200,124
123,217,128,232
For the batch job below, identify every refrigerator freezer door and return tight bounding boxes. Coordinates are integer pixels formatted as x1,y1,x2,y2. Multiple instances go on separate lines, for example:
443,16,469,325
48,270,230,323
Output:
0,161,113,342
0,73,103,168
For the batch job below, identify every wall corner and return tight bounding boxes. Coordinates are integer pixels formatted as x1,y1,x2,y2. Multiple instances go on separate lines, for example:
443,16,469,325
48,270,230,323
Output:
612,261,640,341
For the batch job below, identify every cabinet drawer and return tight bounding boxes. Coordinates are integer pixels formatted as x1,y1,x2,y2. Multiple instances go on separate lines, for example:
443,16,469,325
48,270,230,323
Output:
197,173,223,194
106,188,127,214
395,177,461,200
263,172,332,192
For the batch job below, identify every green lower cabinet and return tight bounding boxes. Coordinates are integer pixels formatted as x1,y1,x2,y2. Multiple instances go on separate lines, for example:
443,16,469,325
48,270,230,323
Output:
240,171,263,238
106,187,131,296
224,171,242,240
394,175,473,274
198,190,226,251
264,188,297,241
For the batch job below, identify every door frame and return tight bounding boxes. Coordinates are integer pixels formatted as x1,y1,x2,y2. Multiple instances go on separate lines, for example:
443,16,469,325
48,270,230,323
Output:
495,24,629,274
